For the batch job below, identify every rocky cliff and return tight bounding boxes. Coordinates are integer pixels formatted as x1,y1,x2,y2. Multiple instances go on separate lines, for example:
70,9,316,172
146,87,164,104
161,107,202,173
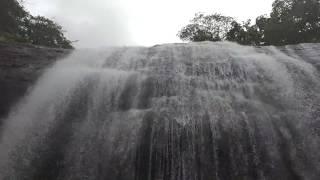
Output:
0,42,70,120
1,42,320,180
1,42,319,122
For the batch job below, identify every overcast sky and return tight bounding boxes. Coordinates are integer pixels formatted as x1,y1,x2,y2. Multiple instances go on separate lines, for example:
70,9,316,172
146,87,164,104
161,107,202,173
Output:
24,0,274,48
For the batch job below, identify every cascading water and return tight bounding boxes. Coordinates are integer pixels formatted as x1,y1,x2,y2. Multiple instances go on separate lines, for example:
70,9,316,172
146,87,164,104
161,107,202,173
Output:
0,42,320,180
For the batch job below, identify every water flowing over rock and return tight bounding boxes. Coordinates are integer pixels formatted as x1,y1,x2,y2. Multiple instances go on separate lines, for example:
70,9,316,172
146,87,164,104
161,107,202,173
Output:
0,42,69,120
0,42,320,180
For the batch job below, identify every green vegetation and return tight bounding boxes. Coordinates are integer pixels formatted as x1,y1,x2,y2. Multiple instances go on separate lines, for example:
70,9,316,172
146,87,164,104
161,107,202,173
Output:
178,0,320,46
0,0,73,49
178,13,234,42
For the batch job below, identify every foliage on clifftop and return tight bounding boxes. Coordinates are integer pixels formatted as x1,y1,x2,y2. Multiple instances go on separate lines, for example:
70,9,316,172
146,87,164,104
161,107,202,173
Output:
0,0,73,49
178,0,320,46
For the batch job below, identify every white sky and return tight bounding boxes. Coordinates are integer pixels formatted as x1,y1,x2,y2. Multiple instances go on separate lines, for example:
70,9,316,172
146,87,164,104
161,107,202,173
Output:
24,0,274,48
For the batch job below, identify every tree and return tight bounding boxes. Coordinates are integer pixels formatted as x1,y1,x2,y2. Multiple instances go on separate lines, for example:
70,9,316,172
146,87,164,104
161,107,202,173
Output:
263,0,320,45
178,0,320,46
226,20,263,45
20,16,73,49
177,13,234,42
0,0,26,34
0,0,73,49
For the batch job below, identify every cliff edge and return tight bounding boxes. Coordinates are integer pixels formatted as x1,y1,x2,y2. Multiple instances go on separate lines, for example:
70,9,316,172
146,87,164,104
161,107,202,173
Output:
0,42,70,120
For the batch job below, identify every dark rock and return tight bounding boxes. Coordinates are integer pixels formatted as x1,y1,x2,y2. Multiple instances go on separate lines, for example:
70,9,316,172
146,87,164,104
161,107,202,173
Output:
0,42,71,121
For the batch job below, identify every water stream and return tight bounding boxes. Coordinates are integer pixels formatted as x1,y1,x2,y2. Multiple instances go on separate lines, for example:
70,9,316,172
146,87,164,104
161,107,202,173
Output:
0,42,320,180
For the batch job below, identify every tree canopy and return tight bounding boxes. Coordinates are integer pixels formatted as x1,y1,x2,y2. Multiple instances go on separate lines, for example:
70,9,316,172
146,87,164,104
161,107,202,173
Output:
178,13,234,42
0,0,26,34
263,0,320,45
226,20,263,45
178,0,320,46
0,0,73,49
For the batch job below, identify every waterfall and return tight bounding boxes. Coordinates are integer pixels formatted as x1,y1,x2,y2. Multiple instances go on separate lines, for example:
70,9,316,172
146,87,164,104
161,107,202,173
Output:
0,42,320,180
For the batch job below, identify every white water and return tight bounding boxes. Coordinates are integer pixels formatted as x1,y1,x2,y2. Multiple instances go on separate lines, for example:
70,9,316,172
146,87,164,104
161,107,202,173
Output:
0,42,320,180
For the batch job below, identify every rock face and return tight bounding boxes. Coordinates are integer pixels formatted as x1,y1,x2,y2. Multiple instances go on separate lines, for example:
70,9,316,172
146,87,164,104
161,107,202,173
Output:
1,42,320,180
0,42,70,120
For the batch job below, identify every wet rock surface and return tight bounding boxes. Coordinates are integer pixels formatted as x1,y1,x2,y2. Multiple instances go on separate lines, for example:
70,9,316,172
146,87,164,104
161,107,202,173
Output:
0,42,70,120
0,42,320,180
